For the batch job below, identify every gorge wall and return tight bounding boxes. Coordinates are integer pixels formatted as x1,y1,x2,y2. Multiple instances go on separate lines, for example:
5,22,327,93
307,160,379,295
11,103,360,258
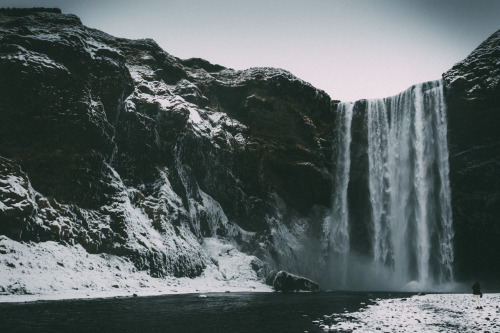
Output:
0,8,499,291
443,30,500,283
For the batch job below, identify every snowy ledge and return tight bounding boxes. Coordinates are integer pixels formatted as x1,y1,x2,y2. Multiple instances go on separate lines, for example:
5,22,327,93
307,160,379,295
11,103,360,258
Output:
0,237,272,303
318,293,500,332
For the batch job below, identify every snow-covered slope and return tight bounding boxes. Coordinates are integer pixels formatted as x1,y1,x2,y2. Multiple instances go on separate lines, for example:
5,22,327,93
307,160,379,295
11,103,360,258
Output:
0,235,271,301
0,8,333,296
318,293,500,332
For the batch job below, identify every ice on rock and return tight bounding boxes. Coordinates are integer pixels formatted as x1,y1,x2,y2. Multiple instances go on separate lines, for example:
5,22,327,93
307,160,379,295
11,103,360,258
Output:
0,235,271,303
0,46,69,73
188,107,202,124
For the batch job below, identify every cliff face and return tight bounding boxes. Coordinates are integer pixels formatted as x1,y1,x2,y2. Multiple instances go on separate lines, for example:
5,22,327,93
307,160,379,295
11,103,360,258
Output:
1,8,499,288
443,29,500,281
0,8,335,282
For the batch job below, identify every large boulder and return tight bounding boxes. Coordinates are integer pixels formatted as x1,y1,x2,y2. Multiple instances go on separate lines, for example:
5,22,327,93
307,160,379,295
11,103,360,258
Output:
272,271,320,292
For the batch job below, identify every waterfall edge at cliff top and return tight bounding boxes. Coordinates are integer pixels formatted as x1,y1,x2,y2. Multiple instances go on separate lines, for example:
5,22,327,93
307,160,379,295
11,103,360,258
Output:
327,79,454,291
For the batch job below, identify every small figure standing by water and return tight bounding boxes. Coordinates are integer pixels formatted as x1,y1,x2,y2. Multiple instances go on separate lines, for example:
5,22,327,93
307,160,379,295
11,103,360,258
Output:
472,281,483,309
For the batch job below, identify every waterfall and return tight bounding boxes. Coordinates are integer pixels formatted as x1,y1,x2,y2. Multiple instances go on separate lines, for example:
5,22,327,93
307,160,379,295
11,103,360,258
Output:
330,79,454,289
429,82,454,283
331,102,354,255
325,102,353,287
366,99,392,268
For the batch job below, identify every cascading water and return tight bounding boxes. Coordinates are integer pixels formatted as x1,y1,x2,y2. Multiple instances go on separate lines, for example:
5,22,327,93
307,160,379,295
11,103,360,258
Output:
326,102,354,287
329,79,454,289
331,102,354,255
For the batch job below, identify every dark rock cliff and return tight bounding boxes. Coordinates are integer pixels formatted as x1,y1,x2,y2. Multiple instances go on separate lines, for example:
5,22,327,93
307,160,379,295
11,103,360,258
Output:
443,29,500,282
1,8,499,285
0,8,336,280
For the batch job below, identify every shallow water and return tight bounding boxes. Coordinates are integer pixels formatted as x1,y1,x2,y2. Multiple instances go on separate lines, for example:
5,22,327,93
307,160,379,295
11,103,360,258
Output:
0,292,412,333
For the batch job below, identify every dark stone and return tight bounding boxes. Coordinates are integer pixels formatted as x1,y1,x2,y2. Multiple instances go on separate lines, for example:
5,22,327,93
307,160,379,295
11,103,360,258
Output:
265,270,278,286
443,28,500,282
179,58,226,73
272,271,320,292
0,8,62,15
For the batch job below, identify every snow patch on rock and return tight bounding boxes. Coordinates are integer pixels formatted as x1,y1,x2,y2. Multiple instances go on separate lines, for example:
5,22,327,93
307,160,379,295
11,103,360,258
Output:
0,45,69,73
0,236,271,303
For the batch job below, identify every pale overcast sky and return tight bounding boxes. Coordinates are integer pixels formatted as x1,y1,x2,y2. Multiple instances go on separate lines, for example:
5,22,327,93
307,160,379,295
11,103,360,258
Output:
2,0,500,101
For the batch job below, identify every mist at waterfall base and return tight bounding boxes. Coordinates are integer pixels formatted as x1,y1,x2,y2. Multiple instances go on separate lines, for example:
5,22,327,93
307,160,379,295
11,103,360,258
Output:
313,80,457,292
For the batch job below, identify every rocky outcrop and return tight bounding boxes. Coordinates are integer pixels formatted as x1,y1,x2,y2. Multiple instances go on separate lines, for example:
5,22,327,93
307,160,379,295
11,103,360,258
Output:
0,8,335,281
272,271,320,292
443,29,500,282
1,8,500,287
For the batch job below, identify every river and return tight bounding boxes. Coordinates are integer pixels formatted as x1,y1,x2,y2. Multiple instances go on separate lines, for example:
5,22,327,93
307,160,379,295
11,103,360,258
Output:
0,291,415,332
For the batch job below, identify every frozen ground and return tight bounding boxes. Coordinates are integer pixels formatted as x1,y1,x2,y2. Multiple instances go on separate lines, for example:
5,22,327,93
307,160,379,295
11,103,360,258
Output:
0,236,271,303
318,293,500,332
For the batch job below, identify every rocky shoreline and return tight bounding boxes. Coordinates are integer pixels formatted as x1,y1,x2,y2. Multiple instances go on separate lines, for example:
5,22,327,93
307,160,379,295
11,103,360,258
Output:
317,293,500,332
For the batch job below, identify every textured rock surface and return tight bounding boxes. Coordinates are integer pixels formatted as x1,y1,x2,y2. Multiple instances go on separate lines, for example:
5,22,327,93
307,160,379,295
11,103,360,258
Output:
1,8,500,287
272,270,320,292
0,8,335,283
443,29,500,281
